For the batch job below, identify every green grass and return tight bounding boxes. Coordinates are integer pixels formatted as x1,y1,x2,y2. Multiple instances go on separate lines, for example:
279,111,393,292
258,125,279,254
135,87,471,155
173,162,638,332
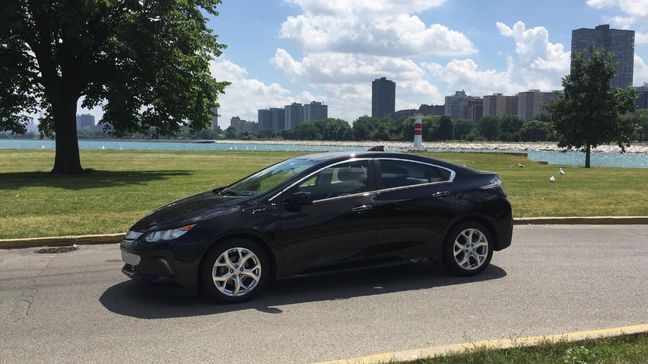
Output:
1,149,647,239
405,333,648,363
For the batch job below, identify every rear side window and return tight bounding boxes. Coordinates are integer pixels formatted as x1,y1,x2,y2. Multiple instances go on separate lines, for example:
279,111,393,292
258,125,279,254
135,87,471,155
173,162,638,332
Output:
379,160,450,189
295,160,369,200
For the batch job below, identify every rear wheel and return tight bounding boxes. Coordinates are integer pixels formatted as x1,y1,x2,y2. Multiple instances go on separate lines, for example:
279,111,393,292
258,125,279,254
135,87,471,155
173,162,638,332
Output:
443,222,493,276
200,239,269,303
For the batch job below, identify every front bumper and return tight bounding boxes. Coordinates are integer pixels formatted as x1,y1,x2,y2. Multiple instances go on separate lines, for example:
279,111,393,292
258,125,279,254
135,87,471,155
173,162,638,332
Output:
120,243,201,288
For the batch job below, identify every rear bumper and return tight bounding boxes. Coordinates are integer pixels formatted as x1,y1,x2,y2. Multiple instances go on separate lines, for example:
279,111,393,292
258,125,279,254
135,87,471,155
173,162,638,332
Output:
493,201,513,251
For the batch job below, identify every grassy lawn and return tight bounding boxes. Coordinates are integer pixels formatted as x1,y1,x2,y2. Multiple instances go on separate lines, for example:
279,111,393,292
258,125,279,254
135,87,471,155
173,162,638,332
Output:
406,333,648,363
1,149,647,239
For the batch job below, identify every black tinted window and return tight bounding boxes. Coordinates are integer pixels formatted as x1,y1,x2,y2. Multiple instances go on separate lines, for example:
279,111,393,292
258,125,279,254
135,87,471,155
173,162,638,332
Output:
380,160,449,189
295,161,369,200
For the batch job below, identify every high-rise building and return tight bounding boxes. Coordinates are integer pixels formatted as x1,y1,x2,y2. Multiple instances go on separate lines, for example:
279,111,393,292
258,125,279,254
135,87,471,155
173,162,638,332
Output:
269,107,285,132
258,109,272,130
76,114,95,131
572,24,635,88
372,77,396,118
444,91,470,119
517,90,560,121
211,107,219,131
230,116,258,132
483,93,519,118
418,104,445,116
284,102,304,130
466,98,483,122
303,101,328,122
636,85,648,109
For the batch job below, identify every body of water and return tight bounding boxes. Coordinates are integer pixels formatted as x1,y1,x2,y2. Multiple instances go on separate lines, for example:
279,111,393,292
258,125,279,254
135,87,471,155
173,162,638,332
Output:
1,139,647,169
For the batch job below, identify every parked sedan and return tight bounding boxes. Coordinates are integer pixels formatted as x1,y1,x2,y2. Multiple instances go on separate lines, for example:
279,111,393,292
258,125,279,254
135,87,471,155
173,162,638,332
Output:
120,151,513,303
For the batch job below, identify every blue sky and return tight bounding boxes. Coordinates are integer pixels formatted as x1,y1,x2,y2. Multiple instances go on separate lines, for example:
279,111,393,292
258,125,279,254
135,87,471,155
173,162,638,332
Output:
81,0,648,127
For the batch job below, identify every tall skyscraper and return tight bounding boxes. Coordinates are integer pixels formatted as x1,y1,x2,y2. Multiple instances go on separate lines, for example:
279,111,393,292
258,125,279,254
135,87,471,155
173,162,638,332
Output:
211,107,219,131
76,114,95,131
483,93,518,118
517,90,560,121
258,109,272,130
284,102,304,130
572,24,635,88
636,85,648,109
372,77,396,118
303,101,328,122
269,107,285,132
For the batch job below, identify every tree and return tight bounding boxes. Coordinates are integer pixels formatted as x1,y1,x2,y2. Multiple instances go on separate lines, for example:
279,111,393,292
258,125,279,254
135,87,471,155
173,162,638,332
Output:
437,115,453,141
478,115,499,141
1,1,228,173
453,119,477,140
623,110,648,141
548,49,637,168
320,118,352,140
352,116,378,140
519,120,551,142
499,115,523,141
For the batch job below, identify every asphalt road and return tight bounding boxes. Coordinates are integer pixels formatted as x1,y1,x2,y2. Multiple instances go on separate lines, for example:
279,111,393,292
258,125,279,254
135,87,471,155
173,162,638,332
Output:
1,225,647,363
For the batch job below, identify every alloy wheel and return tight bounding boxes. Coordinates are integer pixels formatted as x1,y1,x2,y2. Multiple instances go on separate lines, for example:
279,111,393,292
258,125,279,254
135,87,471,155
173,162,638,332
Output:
452,228,489,270
212,247,262,297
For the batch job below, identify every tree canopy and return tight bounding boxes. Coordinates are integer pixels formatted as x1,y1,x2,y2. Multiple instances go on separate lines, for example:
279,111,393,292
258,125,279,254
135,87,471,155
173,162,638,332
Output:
548,49,637,168
1,0,228,173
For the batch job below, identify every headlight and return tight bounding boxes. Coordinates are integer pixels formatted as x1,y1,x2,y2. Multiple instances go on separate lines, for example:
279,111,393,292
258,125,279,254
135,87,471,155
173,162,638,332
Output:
143,224,196,243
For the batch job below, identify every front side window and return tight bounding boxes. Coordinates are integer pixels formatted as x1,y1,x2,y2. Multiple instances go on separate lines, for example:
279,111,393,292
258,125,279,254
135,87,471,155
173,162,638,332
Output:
294,160,369,200
379,159,450,189
224,158,318,196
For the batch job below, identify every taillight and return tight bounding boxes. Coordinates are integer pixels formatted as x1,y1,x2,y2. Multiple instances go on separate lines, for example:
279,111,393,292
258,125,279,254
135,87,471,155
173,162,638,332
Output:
480,176,504,193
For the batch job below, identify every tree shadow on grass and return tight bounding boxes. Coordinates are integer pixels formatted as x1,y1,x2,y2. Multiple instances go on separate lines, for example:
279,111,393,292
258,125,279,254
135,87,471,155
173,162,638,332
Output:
0,170,193,190
99,263,507,319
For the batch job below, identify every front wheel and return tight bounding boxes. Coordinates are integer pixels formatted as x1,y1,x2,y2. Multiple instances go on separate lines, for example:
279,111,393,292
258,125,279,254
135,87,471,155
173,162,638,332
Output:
443,222,493,276
200,240,269,303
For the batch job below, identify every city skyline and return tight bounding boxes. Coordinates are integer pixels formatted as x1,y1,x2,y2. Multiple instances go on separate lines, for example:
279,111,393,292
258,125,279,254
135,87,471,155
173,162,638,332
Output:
71,1,648,127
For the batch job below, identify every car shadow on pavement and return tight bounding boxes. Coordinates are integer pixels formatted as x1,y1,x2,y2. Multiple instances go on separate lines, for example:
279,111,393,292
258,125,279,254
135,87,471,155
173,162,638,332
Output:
99,263,507,319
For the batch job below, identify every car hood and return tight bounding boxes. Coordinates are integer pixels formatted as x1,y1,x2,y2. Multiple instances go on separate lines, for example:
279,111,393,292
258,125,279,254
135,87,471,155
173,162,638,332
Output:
130,191,248,232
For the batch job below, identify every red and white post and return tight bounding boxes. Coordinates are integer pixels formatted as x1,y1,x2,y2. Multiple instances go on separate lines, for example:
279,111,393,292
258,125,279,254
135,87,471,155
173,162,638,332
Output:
413,114,423,150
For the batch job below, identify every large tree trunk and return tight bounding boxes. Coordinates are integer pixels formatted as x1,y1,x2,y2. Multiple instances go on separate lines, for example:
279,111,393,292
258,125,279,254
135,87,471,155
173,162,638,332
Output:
584,144,591,168
51,94,83,174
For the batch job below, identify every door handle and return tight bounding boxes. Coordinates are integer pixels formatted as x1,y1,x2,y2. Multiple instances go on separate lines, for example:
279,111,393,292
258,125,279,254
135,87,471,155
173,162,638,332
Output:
351,204,373,212
432,191,450,198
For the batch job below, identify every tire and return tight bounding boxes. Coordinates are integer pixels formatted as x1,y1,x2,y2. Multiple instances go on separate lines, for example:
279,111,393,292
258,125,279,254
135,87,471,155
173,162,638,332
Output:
442,222,493,276
200,239,269,303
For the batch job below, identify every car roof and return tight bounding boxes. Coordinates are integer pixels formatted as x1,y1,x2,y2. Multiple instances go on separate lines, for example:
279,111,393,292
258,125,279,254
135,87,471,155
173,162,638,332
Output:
297,151,465,171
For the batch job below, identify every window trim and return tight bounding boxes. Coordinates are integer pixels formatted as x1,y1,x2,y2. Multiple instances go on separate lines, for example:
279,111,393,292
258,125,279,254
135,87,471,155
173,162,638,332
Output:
375,158,456,193
267,158,373,203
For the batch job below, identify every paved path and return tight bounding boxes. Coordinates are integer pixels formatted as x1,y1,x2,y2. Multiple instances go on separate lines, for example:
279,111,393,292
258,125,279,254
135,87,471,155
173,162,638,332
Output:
1,225,647,363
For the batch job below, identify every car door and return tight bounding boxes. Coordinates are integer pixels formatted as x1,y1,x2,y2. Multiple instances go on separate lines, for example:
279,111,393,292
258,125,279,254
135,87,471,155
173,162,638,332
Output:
275,159,377,276
371,158,456,260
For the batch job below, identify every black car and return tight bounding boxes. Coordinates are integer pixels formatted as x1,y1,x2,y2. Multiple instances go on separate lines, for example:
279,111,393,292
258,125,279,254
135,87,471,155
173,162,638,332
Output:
120,151,512,303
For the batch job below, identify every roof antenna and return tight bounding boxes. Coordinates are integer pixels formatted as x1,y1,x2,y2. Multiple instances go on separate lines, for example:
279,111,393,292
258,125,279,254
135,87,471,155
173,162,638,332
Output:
368,146,385,152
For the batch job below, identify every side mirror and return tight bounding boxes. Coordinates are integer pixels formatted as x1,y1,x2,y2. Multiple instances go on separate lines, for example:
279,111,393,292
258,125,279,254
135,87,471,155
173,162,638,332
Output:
283,191,313,207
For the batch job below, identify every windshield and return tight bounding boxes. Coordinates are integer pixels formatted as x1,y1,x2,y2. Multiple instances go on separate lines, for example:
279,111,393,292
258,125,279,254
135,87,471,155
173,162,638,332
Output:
222,158,318,196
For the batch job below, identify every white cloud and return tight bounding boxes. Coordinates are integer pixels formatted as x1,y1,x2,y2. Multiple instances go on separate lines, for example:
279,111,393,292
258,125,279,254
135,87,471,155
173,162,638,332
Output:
586,0,648,19
423,58,525,95
635,54,648,85
636,32,648,44
210,59,296,126
280,0,475,57
271,49,443,120
496,21,570,90
284,0,447,16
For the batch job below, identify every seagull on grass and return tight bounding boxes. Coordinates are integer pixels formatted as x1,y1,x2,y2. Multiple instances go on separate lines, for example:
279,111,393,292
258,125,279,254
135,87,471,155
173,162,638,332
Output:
559,168,565,176
549,176,555,182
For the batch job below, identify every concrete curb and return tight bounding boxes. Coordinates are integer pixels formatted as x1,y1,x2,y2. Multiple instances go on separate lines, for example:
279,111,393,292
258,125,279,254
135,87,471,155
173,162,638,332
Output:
319,323,648,364
1,216,647,249
0,233,124,249
514,216,648,225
